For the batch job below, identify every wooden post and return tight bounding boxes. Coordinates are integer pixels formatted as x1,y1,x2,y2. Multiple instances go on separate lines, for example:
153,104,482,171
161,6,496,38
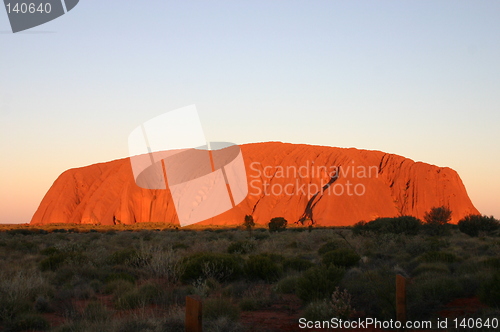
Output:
185,295,202,332
396,274,407,324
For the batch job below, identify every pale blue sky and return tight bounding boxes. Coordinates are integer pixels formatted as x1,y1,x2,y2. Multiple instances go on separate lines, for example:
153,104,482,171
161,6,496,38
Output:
1,1,499,223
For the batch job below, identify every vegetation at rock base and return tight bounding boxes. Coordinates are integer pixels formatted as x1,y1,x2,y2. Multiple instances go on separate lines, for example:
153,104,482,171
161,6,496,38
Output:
458,214,500,237
0,209,499,331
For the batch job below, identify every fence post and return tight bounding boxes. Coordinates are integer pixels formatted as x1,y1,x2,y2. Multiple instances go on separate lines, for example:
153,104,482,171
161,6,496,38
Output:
396,274,407,324
185,295,202,332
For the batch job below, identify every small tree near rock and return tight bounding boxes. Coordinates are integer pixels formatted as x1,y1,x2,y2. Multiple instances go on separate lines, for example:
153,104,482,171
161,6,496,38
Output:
268,217,287,232
424,206,452,225
423,206,452,236
243,215,255,236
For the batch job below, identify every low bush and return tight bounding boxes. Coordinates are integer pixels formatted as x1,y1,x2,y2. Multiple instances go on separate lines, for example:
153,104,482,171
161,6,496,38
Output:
7,229,34,236
172,242,189,250
103,279,134,296
40,253,67,271
352,216,422,235
303,300,334,322
114,289,144,310
458,215,499,237
296,265,345,302
104,272,136,284
417,251,459,263
275,275,300,294
40,247,60,256
113,283,162,310
106,248,138,265
258,252,285,263
181,253,243,283
317,241,343,255
283,257,314,272
227,240,255,254
322,248,360,268
409,274,464,310
412,263,450,276
39,251,87,271
244,254,282,282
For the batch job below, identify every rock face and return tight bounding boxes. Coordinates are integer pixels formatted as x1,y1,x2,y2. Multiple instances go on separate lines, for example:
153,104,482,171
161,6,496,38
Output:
31,142,479,226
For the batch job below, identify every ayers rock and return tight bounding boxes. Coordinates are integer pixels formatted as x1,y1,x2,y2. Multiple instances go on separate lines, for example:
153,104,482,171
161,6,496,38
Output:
31,142,479,226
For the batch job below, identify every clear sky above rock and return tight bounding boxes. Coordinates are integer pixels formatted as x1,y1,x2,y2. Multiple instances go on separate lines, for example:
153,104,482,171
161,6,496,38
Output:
1,0,499,223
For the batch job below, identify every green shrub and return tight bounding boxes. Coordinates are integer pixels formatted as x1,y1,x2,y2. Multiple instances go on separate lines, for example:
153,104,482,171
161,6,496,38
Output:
227,240,255,254
172,242,189,250
114,289,144,310
258,252,285,263
283,257,314,272
244,255,282,282
412,263,450,276
352,221,367,235
113,283,161,310
390,216,422,235
275,275,300,294
181,253,243,283
352,216,422,235
296,265,345,302
410,274,464,307
203,298,239,321
417,251,459,263
303,300,334,321
40,253,67,271
104,272,136,284
40,247,60,256
458,215,499,237
322,248,360,268
106,248,138,265
268,217,287,232
7,229,34,236
479,272,500,307
39,250,87,271
317,241,343,255
103,279,134,296
138,282,162,303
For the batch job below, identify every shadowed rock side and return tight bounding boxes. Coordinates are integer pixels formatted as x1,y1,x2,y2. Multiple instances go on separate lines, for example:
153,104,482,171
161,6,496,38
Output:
30,142,479,226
